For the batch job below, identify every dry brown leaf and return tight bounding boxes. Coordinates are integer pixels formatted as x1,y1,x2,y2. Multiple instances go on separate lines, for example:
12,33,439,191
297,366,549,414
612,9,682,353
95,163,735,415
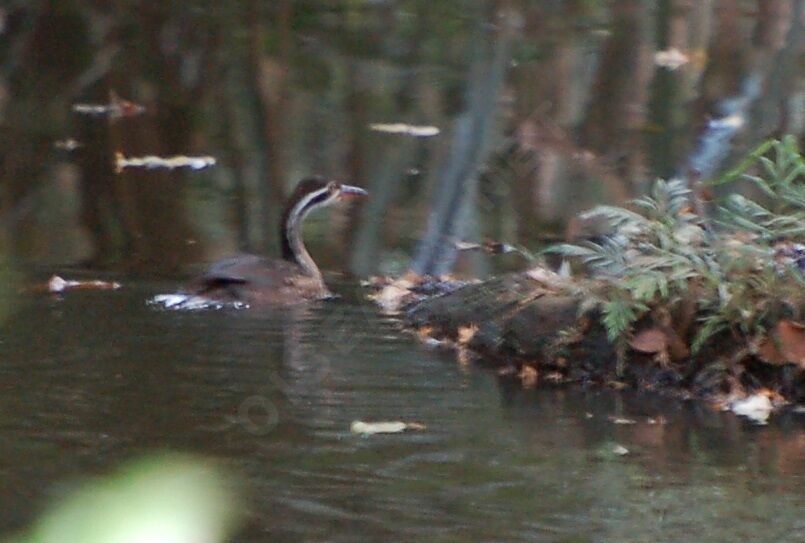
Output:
777,321,805,367
758,320,805,368
525,266,566,289
629,328,668,354
370,278,414,313
519,365,539,388
457,324,479,345
758,336,787,365
414,326,433,341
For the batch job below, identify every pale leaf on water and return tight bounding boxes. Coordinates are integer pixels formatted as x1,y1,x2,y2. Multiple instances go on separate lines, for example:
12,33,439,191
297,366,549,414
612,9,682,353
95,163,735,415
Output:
729,394,773,425
612,444,630,456
54,139,84,151
368,123,440,137
608,416,637,425
115,152,217,173
47,275,121,293
350,421,426,435
654,48,689,70
71,92,146,120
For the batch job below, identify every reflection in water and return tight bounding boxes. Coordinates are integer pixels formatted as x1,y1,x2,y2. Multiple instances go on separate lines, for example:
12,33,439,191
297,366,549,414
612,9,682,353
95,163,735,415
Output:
0,284,802,541
0,1,802,275
0,2,803,540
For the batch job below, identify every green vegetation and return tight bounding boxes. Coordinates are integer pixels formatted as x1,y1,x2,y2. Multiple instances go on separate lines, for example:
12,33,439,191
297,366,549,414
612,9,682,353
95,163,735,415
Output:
7,455,240,543
548,137,804,369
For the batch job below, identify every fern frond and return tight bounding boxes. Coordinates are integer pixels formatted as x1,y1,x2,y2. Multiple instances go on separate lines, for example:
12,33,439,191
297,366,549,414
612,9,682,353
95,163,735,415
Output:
602,299,648,343
632,178,691,220
579,205,648,230
691,315,729,354
545,239,629,273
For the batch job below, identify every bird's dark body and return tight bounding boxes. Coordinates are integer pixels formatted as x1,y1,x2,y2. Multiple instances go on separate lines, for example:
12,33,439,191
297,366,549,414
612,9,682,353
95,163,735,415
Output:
188,254,330,306
182,177,366,307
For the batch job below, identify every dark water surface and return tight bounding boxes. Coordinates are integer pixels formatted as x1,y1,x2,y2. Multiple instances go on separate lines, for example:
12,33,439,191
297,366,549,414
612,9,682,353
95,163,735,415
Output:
0,282,803,542
3,1,803,274
2,2,804,541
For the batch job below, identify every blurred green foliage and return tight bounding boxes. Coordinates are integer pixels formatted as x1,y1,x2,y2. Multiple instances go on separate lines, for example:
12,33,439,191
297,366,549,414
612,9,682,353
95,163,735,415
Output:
549,137,804,364
7,454,240,543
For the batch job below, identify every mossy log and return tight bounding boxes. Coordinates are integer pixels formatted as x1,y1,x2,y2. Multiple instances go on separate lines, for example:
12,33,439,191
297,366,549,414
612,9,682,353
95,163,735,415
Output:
403,272,801,400
406,273,616,378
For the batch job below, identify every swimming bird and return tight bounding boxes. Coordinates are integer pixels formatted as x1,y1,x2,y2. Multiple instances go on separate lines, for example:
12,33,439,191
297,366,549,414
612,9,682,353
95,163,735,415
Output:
183,177,367,306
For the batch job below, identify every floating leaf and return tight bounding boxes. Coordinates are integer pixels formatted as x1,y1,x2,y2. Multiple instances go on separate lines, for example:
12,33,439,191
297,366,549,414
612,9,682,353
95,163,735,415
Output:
350,421,427,435
608,416,637,425
115,152,217,174
453,239,532,259
72,92,146,120
46,275,121,293
369,123,440,137
54,139,83,151
612,444,630,456
730,394,773,424
654,48,689,70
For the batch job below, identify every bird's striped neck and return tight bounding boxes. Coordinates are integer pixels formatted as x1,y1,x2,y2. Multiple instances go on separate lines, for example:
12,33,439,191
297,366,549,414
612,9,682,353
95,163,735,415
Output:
280,186,333,280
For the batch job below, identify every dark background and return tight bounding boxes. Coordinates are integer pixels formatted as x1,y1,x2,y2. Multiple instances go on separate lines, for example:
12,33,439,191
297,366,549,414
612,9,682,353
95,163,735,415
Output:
1,0,802,278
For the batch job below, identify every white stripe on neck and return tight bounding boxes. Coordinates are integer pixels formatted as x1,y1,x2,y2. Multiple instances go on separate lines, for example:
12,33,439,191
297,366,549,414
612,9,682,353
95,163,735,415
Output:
285,187,333,278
